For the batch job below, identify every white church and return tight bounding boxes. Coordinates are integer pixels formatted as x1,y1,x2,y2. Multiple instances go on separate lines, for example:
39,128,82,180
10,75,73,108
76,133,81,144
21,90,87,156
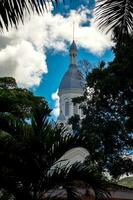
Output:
56,40,89,165
57,40,84,125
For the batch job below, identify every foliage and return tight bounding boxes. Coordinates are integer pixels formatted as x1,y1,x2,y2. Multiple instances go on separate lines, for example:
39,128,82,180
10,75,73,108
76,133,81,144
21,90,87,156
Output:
0,77,17,89
46,161,110,200
78,60,92,80
0,189,15,200
0,77,51,132
95,0,133,37
72,35,133,175
0,121,69,200
0,0,59,31
0,77,110,200
0,0,132,43
109,157,133,178
68,114,80,135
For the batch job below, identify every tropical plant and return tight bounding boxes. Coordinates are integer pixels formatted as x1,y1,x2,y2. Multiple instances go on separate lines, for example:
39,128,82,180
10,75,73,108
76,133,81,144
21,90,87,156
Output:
0,77,110,200
71,34,133,174
68,114,80,135
0,107,110,200
109,156,133,179
95,0,133,37
0,77,51,132
0,0,59,31
45,161,110,200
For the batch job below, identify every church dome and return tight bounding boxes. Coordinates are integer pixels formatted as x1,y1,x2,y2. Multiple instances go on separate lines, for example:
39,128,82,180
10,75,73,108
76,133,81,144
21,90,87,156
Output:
58,40,84,95
59,64,83,94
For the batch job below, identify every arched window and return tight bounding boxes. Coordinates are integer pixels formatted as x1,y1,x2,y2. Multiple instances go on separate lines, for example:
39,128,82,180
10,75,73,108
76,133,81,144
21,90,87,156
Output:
65,101,69,116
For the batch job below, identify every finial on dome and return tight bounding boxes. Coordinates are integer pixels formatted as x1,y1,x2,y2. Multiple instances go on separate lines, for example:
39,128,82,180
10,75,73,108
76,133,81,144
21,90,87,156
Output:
69,22,77,65
69,40,77,65
70,40,77,51
73,21,75,41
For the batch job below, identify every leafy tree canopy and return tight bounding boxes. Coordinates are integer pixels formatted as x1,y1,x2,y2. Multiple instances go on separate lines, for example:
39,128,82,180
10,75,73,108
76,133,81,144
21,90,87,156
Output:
0,77,110,200
0,0,57,31
71,35,133,176
95,0,133,38
0,77,51,131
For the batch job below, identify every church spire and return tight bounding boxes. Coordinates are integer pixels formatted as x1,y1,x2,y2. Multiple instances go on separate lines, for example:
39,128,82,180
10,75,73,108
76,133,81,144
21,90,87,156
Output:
69,40,77,65
69,22,77,65
73,21,75,41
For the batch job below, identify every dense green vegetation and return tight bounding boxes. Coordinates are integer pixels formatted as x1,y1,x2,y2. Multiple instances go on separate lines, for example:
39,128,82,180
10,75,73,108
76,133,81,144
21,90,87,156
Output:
0,0,133,199
0,77,110,200
69,34,133,178
0,0,133,36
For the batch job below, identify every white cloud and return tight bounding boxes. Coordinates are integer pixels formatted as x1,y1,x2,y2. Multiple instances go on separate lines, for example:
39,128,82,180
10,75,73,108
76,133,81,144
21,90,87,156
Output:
51,90,60,118
0,40,46,88
0,6,113,88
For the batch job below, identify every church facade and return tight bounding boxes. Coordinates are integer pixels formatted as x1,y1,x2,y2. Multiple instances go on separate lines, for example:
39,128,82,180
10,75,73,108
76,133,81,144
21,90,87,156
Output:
58,40,84,125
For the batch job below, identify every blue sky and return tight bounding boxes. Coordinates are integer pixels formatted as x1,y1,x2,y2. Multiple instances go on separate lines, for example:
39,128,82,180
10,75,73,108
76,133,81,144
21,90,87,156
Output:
33,0,114,117
0,0,114,118
35,48,114,111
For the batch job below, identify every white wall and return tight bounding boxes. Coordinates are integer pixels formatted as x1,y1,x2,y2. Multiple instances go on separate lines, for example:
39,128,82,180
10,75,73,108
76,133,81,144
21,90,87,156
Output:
58,89,83,123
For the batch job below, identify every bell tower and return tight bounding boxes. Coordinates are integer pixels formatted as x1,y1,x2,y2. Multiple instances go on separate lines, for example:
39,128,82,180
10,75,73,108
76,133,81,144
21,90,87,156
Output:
57,40,84,125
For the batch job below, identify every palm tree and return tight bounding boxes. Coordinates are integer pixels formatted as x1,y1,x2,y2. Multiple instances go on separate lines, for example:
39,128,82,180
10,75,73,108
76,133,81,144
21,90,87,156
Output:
44,161,110,200
0,77,110,200
95,0,133,37
0,103,110,200
0,0,58,31
0,0,133,38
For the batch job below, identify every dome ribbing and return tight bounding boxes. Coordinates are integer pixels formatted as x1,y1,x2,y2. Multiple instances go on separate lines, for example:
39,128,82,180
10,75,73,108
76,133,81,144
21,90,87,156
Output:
58,40,84,95
59,64,83,94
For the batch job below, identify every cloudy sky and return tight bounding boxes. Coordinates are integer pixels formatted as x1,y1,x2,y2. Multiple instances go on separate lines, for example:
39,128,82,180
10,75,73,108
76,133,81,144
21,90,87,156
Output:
0,0,114,119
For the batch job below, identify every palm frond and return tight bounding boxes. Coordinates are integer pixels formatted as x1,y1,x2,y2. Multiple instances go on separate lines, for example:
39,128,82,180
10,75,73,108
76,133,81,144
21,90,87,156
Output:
44,162,111,200
95,0,133,36
0,0,59,31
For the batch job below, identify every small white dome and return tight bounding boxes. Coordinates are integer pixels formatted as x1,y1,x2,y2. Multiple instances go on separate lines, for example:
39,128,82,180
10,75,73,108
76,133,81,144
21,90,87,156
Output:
59,64,83,94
